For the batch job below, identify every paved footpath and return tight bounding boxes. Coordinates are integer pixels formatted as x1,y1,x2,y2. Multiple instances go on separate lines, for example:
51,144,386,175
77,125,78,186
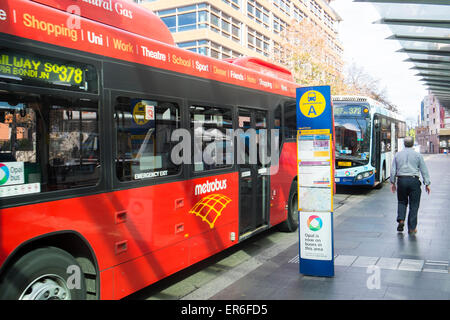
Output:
203,154,450,300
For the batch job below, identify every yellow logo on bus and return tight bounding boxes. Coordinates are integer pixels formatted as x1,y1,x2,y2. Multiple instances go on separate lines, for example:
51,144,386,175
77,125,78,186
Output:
132,101,149,125
299,90,326,118
189,194,232,229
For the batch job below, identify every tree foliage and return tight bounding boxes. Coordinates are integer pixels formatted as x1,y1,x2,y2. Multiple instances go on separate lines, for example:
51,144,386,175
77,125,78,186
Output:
271,19,398,112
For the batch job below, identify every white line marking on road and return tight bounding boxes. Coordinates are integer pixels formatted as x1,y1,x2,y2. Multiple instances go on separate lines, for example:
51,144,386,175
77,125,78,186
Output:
291,255,449,274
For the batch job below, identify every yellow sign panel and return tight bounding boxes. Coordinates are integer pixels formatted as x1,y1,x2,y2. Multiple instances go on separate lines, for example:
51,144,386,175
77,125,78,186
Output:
299,129,330,135
132,101,150,126
313,151,330,158
338,161,352,167
299,90,326,118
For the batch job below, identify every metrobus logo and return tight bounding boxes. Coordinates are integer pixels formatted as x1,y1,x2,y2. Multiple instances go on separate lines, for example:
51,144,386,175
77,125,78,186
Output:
189,193,232,229
194,179,227,196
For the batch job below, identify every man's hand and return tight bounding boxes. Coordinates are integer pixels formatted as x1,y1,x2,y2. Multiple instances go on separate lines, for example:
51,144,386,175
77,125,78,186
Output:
391,183,396,193
425,185,430,195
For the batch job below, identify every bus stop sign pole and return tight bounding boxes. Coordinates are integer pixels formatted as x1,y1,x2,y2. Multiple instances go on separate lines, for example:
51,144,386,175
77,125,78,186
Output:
296,85,335,277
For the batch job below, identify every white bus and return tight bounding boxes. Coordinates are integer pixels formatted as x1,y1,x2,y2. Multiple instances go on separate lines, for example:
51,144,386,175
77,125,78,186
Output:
333,96,406,188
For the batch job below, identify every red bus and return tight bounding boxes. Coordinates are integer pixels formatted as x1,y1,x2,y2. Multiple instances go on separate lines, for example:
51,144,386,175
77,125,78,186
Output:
0,0,299,300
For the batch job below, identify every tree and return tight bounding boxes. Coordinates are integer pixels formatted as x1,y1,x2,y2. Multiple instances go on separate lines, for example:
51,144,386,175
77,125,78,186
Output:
271,19,398,112
344,62,398,112
271,19,348,95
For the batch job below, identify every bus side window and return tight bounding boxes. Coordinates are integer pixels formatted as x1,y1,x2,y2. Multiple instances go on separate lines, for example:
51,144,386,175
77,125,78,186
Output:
283,101,296,140
47,99,100,190
380,117,391,152
0,105,38,183
274,105,282,152
0,94,101,197
190,105,233,172
372,115,380,167
114,97,181,181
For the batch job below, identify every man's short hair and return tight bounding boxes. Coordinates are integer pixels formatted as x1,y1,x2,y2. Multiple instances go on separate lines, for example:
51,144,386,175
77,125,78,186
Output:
404,136,414,148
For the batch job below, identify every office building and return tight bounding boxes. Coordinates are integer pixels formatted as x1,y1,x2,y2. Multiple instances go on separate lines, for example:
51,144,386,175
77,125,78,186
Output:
134,0,343,74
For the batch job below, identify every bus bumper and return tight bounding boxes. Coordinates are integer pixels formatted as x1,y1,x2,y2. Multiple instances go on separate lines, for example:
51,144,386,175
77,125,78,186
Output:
335,175,375,186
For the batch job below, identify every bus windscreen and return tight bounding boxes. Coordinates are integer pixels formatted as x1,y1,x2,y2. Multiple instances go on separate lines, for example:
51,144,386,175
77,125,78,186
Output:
334,104,371,167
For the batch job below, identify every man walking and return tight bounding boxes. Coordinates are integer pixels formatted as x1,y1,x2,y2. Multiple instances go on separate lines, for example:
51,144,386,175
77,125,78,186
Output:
390,136,431,234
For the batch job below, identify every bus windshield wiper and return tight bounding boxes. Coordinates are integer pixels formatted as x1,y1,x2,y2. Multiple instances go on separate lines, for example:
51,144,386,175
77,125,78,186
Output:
336,155,366,165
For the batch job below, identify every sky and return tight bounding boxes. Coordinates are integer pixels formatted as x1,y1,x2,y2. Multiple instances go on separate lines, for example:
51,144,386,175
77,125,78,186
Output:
329,0,428,125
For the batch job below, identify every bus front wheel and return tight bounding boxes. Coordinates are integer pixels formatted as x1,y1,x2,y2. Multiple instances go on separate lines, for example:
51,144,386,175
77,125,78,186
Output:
0,246,86,300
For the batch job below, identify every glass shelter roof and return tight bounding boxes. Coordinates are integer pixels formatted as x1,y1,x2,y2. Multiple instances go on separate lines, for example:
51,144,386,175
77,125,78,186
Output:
355,0,450,109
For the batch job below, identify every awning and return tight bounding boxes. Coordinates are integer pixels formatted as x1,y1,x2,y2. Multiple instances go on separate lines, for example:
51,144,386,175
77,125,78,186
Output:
354,0,450,109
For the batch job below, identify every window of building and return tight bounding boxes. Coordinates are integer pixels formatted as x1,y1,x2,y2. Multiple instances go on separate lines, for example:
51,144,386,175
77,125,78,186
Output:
178,39,240,59
273,0,291,16
161,16,176,32
293,5,306,22
221,14,231,35
273,15,287,34
158,4,209,33
231,18,241,42
158,4,242,44
222,0,240,10
247,28,270,57
247,0,270,29
310,0,322,20
115,97,181,181
178,12,197,31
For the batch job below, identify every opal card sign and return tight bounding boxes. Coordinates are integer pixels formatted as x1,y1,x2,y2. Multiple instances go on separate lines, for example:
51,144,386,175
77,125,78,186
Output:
299,212,332,261
296,85,334,277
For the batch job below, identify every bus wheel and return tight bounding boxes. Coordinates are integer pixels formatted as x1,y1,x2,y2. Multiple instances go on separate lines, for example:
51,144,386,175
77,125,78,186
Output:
0,247,86,300
278,182,298,232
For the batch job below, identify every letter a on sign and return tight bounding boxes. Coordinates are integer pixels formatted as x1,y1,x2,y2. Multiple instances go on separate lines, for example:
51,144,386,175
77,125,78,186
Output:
308,105,317,116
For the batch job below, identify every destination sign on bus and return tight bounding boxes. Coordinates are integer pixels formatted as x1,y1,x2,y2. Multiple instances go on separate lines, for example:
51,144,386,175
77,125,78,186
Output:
0,50,91,91
334,105,368,117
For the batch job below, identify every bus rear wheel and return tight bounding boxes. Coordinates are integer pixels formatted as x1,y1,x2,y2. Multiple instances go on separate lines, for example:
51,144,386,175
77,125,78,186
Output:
278,182,298,232
0,247,86,300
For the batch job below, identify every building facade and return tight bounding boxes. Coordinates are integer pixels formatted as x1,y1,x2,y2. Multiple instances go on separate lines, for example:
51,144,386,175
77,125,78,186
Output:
417,92,450,153
134,0,343,74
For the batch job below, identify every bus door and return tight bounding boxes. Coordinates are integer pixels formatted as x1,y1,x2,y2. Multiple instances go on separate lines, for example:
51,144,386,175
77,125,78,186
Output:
237,108,270,238
373,115,381,181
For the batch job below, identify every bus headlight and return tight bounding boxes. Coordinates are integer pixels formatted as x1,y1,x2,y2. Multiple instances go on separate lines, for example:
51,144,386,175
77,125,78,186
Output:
356,170,374,180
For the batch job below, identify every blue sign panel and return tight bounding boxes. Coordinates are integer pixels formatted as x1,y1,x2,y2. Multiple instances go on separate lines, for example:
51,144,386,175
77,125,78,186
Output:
296,85,332,132
296,85,334,277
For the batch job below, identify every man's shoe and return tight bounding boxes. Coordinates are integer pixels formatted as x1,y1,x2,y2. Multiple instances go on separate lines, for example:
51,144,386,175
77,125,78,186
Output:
397,221,404,232
408,229,417,234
